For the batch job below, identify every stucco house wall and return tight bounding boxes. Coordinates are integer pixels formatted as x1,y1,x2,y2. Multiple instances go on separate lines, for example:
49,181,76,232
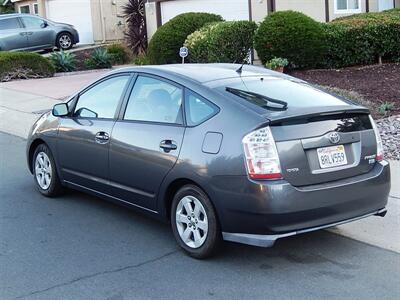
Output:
275,0,327,22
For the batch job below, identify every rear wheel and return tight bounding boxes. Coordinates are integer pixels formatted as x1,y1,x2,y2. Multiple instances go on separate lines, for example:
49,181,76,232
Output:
33,144,63,197
56,32,73,50
171,185,220,259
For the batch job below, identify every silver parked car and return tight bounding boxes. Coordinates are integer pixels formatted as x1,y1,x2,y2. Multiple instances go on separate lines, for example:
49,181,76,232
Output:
0,13,79,51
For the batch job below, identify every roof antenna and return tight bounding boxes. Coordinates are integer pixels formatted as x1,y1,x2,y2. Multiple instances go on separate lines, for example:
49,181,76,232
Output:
236,61,247,74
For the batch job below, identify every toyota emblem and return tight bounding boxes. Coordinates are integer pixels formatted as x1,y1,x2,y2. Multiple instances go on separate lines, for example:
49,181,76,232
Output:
327,132,340,144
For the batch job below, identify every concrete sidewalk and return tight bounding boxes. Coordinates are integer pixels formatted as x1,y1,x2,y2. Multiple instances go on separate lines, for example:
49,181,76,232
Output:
0,74,399,253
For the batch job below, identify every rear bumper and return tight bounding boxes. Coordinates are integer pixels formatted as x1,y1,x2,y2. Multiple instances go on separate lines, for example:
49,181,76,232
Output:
222,208,387,247
211,161,390,244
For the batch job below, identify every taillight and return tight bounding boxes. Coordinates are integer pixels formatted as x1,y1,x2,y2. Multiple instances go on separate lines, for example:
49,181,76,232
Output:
369,115,384,161
242,126,282,180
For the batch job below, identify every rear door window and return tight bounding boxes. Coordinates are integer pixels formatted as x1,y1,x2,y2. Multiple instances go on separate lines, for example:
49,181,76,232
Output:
124,76,183,124
185,90,219,126
0,18,21,30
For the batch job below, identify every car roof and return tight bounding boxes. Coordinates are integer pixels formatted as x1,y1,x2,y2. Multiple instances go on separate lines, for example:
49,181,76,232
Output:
112,63,291,85
0,13,37,19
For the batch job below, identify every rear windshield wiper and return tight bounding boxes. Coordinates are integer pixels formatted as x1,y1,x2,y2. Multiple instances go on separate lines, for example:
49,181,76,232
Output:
226,87,288,111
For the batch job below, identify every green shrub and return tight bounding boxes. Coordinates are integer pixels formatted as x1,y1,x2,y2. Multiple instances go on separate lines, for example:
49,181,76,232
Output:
133,54,151,65
107,43,130,65
254,11,327,68
325,11,400,67
184,20,257,63
147,12,223,64
265,57,289,70
85,48,112,69
0,51,54,82
49,50,77,72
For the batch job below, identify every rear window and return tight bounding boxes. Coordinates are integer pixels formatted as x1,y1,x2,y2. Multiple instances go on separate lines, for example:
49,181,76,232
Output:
214,77,348,108
0,18,21,30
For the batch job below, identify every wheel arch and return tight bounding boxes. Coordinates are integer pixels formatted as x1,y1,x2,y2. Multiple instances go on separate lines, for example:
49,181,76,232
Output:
28,138,47,173
161,178,222,228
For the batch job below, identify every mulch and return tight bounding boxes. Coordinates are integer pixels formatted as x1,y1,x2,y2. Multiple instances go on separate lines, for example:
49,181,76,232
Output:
289,63,400,115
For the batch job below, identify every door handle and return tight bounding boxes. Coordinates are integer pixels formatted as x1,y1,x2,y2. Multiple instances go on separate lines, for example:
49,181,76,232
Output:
95,132,110,144
160,140,177,152
19,32,27,36
27,32,33,35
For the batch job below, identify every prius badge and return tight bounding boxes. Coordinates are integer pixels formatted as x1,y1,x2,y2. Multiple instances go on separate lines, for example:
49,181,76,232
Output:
327,132,340,144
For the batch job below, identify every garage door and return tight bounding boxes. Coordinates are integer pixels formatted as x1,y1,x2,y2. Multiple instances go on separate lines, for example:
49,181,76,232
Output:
46,0,94,44
160,0,249,24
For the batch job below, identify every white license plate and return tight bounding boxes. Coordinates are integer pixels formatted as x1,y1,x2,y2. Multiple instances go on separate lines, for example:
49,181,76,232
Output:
317,145,348,169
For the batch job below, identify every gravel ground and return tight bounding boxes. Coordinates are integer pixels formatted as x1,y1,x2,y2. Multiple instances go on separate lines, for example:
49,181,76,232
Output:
377,115,400,160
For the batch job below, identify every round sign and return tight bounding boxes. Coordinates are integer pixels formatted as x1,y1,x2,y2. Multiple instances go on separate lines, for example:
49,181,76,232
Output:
179,47,189,58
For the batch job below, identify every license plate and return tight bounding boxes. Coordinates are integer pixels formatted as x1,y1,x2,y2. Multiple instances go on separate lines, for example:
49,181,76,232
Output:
317,145,347,169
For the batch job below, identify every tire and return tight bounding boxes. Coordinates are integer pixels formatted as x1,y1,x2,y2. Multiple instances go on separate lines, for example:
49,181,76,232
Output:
32,144,63,197
56,32,73,50
171,184,221,259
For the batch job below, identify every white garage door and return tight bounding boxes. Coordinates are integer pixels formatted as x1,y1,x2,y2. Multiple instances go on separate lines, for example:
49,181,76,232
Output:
378,0,394,11
46,0,94,44
160,0,249,24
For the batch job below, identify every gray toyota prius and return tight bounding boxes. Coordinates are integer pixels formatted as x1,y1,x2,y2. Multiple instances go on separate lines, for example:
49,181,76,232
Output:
26,64,390,258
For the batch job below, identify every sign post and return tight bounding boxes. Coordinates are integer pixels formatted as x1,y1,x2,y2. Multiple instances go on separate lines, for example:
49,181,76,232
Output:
179,47,188,64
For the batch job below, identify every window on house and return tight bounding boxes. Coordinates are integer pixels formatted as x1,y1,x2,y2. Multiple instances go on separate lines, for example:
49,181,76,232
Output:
335,0,361,13
33,3,39,15
19,5,31,14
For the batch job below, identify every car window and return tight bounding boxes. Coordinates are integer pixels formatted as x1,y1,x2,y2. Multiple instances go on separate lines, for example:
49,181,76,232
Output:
214,77,347,109
21,16,45,29
124,76,183,124
0,18,21,30
74,75,130,119
185,90,219,126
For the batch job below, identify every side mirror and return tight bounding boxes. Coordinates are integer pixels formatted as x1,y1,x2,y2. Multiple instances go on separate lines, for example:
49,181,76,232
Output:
52,103,69,117
41,21,48,28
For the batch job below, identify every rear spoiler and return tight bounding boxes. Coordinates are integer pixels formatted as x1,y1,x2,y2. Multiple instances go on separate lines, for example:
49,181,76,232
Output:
264,105,370,125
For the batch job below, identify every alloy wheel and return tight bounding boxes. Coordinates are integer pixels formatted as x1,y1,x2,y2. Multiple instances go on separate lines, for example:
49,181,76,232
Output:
175,195,208,248
35,151,52,190
59,34,72,49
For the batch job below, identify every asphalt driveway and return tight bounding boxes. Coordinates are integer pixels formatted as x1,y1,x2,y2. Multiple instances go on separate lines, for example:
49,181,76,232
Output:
1,132,400,300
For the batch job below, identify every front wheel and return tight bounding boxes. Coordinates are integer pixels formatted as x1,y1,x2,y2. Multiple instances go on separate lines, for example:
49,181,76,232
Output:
56,32,73,50
33,144,63,197
171,185,221,259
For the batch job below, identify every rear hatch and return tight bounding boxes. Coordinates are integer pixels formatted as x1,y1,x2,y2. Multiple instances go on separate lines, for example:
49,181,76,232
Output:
213,75,378,187
269,107,376,186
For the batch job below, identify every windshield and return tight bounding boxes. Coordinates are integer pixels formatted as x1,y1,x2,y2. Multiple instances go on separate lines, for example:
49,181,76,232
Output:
212,77,348,109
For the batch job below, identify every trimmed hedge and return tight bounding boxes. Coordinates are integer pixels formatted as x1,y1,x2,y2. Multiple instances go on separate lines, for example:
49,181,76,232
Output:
325,10,400,67
0,51,54,82
254,11,327,68
184,21,257,63
147,12,223,64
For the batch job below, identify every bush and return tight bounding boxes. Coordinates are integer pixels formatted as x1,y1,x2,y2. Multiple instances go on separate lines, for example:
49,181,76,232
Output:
133,54,150,65
49,50,77,72
184,20,257,63
107,43,130,65
254,11,327,69
0,51,54,82
85,48,112,69
265,57,289,70
147,12,223,64
325,11,400,67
